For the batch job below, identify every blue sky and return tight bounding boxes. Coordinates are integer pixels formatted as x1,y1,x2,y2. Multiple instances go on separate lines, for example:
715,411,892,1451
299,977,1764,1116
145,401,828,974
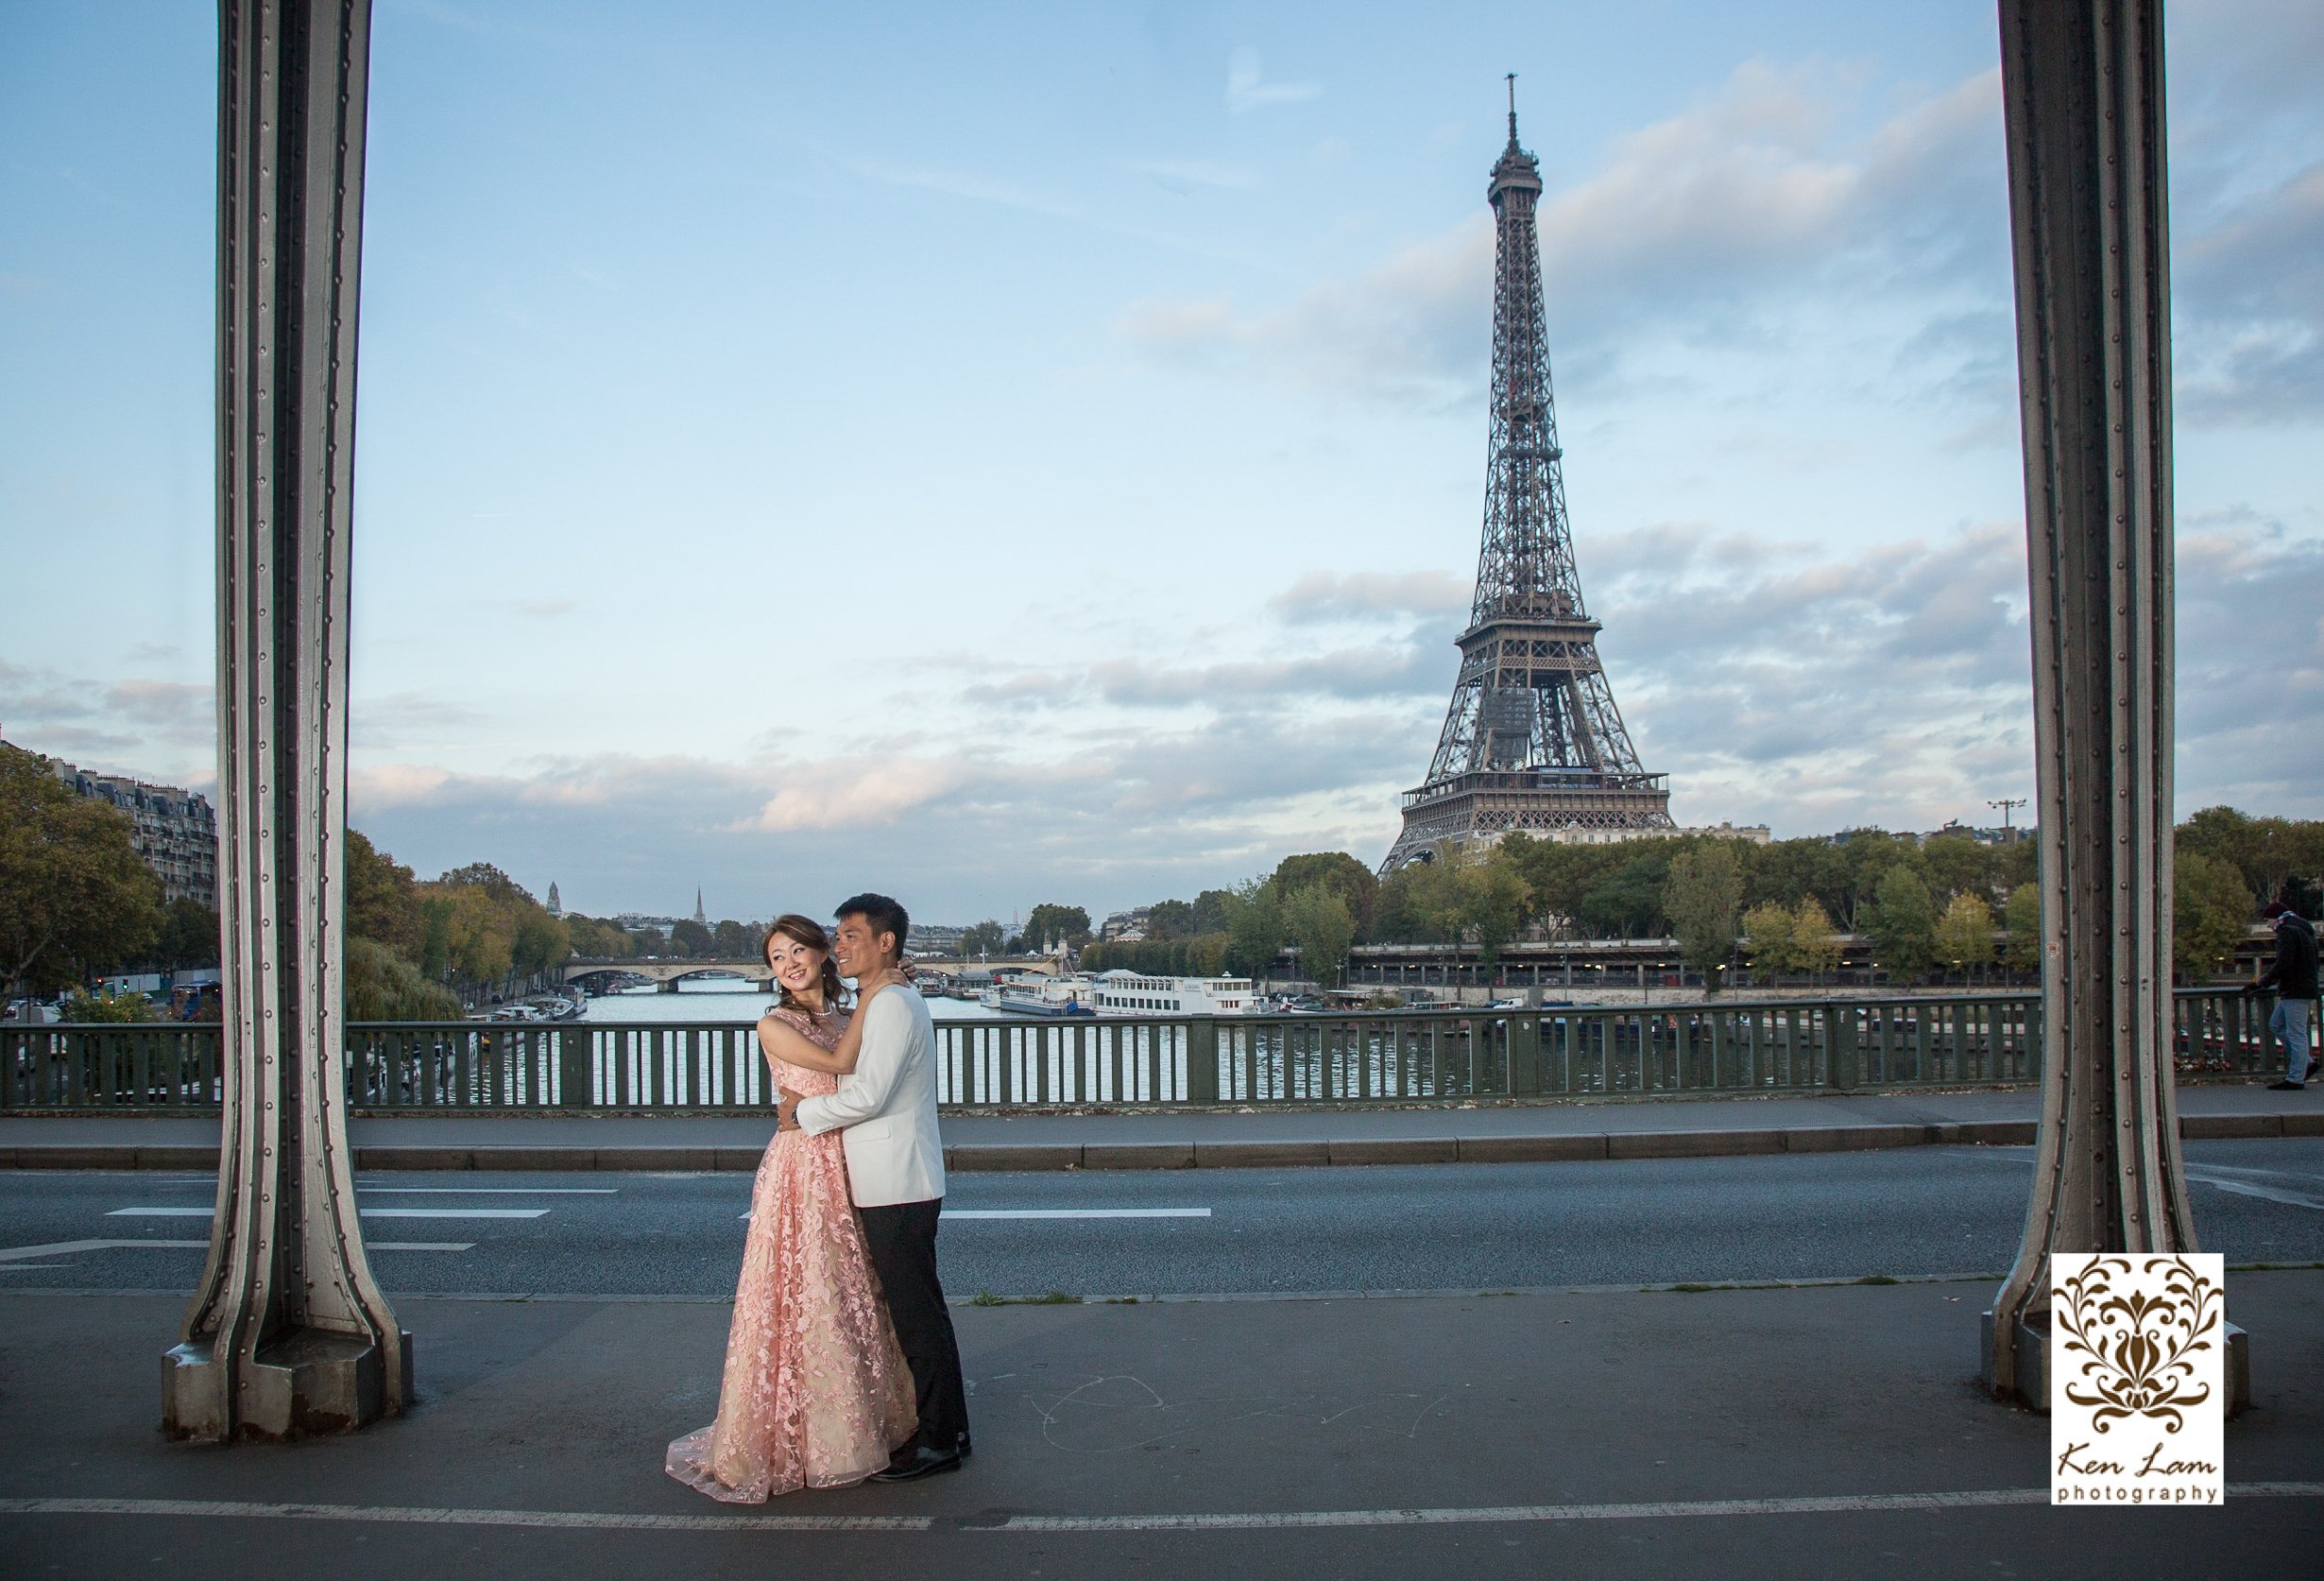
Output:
3,0,2319,925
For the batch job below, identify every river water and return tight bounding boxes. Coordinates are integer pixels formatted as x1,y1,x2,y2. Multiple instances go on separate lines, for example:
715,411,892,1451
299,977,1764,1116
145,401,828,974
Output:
578,982,1014,1024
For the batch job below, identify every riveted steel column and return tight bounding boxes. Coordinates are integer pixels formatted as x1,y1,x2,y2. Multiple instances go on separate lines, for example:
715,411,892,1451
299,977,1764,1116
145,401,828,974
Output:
163,0,407,1441
1982,0,2222,1407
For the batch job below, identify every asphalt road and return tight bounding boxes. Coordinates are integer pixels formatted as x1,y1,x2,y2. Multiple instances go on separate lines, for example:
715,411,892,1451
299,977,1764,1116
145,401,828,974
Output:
4,1140,2321,1298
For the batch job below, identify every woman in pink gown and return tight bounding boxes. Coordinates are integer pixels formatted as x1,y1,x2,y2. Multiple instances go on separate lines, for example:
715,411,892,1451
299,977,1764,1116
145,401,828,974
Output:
666,915,918,1500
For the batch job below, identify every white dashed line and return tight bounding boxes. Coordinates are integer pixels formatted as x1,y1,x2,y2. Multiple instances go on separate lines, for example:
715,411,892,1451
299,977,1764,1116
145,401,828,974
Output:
946,1209,1212,1220
5,1485,2320,1534
108,1208,546,1221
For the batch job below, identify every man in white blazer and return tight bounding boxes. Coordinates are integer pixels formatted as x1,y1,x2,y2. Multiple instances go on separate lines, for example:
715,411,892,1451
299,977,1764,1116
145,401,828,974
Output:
778,893,969,1481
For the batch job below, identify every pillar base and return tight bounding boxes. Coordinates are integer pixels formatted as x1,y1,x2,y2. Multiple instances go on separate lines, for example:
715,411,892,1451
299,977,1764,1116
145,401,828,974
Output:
163,1327,413,1442
1982,1309,2247,1417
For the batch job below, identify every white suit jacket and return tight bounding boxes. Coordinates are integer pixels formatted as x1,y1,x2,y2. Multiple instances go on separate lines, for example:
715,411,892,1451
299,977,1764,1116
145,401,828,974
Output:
795,984,947,1207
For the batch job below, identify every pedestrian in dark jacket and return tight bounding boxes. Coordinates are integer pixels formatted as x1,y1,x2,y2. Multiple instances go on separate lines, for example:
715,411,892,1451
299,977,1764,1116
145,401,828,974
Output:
2247,902,2317,1089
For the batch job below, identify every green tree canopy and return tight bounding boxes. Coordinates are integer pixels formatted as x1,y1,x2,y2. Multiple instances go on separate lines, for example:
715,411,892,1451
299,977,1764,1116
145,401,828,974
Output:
1017,903,1092,954
958,919,1006,956
346,829,425,960
152,896,220,971
1792,897,1844,981
1933,892,1996,977
1866,866,1937,982
345,937,465,1021
1279,880,1356,987
1742,900,1799,984
2002,884,2042,971
1222,881,1286,978
2174,852,2253,981
0,745,162,1000
1666,842,1746,988
1269,852,1378,939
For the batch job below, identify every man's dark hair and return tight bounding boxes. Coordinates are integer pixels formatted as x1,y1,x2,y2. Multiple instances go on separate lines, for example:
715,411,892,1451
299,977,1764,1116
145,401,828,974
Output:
836,892,910,963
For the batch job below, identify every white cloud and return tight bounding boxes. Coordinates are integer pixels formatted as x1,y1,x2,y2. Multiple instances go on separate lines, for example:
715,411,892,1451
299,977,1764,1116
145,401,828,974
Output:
1123,61,2008,405
1225,47,1320,115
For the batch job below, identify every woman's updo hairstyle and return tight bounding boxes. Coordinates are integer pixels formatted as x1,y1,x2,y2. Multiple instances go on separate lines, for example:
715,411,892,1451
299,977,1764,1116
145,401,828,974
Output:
766,913,846,1019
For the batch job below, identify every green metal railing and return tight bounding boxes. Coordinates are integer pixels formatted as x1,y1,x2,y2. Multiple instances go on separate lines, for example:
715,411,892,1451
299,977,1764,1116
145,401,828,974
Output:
0,988,2296,1114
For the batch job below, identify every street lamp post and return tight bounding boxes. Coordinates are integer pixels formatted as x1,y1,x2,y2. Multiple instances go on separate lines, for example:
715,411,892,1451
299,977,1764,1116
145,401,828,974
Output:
162,0,409,1441
1981,0,2243,1409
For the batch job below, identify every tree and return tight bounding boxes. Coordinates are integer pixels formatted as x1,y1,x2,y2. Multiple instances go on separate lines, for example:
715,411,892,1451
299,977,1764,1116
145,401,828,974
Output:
958,919,1005,957
711,919,760,959
1576,851,1672,938
1018,903,1092,954
1666,842,1746,989
0,744,163,1002
1742,901,1799,985
1279,880,1356,987
2002,884,2042,972
669,918,715,958
1921,832,1993,906
61,986,159,1022
1269,852,1378,939
1222,882,1286,978
561,913,637,959
1458,851,1530,971
1865,866,1936,983
2175,852,2253,981
346,829,425,960
1792,897,1844,984
152,897,221,971
1144,900,1196,940
345,937,464,1021
1933,892,1995,982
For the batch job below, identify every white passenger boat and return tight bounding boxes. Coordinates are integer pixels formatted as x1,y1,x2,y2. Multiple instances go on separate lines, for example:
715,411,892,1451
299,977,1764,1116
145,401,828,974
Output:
1084,971,1256,1017
980,977,1096,1017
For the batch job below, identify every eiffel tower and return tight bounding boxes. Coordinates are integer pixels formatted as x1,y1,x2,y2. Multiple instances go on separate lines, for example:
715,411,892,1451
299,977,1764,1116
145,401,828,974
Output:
1381,84,1672,873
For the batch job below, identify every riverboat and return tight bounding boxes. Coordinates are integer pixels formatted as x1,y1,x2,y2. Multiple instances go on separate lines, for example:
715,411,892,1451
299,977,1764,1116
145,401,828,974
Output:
981,978,1097,1017
1084,971,1257,1017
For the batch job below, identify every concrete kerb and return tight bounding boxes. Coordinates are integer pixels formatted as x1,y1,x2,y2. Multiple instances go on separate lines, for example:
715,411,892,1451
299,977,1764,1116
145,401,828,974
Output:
0,1110,2294,1173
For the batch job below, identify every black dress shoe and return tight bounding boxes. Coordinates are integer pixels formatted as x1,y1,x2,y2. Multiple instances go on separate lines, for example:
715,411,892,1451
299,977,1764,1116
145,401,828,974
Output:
956,1435,973,1460
2267,1079,2307,1091
873,1445,963,1482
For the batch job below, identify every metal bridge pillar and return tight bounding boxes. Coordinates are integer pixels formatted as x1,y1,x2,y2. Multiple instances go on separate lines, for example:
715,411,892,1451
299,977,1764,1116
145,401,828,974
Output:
1982,0,2242,1410
163,0,408,1441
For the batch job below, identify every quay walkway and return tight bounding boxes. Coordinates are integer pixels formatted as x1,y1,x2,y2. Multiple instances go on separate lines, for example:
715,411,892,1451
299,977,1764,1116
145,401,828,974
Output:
4,1083,2318,1173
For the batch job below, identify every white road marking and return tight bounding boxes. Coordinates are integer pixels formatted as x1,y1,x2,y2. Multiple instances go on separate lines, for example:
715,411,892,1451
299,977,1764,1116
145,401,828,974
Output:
109,1207,546,1221
358,1188,617,1194
945,1209,1212,1220
0,1239,472,1263
1983,1151,2324,1212
0,1498,927,1532
738,1207,1217,1222
4,1486,2319,1534
0,1240,209,1262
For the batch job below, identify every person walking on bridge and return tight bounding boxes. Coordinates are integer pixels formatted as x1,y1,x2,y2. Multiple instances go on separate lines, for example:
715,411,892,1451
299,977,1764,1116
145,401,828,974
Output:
2247,901,2318,1091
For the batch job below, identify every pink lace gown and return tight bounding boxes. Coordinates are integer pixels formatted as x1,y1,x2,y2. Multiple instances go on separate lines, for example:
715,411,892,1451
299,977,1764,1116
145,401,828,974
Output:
666,1007,918,1500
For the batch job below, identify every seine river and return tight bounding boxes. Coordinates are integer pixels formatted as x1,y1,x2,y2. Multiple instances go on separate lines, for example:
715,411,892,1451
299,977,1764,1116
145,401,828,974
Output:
578,983,1015,1024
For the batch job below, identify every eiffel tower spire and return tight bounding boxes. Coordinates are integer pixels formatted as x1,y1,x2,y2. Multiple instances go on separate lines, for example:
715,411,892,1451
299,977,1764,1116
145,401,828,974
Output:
1381,87,1672,872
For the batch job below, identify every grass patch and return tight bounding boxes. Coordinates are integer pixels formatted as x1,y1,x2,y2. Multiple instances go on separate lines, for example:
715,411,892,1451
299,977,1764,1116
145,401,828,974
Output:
1103,1296,1141,1304
1854,1275,1902,1286
970,1290,1083,1307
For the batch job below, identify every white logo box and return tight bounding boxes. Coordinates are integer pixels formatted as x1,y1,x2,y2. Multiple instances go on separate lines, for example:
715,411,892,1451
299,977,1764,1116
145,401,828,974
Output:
2050,1252,2226,1506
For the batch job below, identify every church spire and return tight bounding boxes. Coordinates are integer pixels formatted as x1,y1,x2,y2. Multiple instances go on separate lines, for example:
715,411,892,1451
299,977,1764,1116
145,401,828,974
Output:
693,887,708,928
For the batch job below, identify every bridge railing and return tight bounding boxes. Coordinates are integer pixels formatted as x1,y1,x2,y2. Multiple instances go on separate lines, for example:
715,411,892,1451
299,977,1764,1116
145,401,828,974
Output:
2,988,2292,1113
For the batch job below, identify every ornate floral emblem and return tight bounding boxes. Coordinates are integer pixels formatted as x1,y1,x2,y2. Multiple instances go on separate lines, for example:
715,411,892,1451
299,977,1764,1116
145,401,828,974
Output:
2056,1255,2221,1434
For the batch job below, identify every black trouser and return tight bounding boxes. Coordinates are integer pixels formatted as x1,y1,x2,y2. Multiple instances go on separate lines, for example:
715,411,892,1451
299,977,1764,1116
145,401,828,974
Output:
859,1198,969,1452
